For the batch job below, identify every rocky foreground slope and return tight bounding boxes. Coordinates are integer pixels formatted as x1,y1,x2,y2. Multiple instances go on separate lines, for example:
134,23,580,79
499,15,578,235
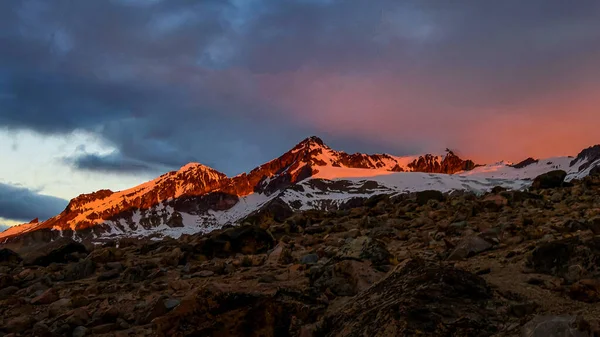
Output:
2,168,600,336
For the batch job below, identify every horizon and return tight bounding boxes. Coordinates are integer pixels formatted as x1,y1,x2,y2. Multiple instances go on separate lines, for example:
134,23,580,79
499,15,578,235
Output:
2,1,600,227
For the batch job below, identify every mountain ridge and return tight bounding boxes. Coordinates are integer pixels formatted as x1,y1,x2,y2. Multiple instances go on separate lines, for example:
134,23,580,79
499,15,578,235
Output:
2,137,600,243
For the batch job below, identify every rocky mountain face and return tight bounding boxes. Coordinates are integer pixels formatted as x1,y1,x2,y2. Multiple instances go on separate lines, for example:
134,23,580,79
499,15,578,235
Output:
571,145,600,172
1,136,477,241
2,169,600,336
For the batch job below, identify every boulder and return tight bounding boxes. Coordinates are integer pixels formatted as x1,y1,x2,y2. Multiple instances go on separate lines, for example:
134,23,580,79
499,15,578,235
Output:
0,273,14,289
152,283,327,336
0,248,22,265
24,239,88,266
522,316,591,337
72,326,89,337
415,190,444,205
317,259,499,336
341,236,392,266
31,288,59,305
197,225,275,258
86,247,120,263
300,254,319,265
447,236,493,260
531,170,567,190
64,259,96,281
310,260,384,296
4,315,37,333
526,237,600,282
266,242,293,265
569,279,600,303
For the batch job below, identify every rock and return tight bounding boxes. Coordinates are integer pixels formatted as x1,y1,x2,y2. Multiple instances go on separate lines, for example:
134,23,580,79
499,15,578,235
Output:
97,269,121,282
0,273,14,289
510,302,539,318
197,225,275,258
31,288,59,305
531,170,567,190
24,239,88,266
67,308,91,326
49,298,72,317
152,282,325,336
72,326,89,337
121,266,148,283
266,242,293,265
0,286,19,299
138,297,168,324
561,219,588,233
86,247,119,263
447,236,493,260
32,322,52,336
0,248,22,265
522,316,591,337
164,298,181,311
341,236,392,266
4,315,36,333
483,194,509,207
192,270,214,278
449,221,468,231
106,261,124,271
91,323,116,334
525,237,600,281
304,225,327,234
301,254,319,265
416,190,444,205
317,259,498,336
569,279,600,303
64,259,96,281
71,296,90,308
310,260,384,296
588,217,600,235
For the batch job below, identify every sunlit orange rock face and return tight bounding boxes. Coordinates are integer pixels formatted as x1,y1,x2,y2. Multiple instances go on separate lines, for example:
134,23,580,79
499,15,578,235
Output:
27,136,477,234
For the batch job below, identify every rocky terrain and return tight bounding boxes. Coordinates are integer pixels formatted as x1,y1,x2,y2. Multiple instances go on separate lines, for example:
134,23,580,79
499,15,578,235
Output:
2,168,600,336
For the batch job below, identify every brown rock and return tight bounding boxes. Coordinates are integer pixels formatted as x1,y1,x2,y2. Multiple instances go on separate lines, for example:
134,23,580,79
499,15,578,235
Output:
31,288,59,305
522,316,591,337
316,259,497,336
86,247,120,263
66,308,91,326
4,315,36,333
570,279,600,303
0,248,22,265
48,298,72,317
23,239,88,266
447,236,493,260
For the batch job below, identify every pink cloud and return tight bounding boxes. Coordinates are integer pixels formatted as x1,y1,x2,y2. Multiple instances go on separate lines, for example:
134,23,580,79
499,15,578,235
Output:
257,68,600,163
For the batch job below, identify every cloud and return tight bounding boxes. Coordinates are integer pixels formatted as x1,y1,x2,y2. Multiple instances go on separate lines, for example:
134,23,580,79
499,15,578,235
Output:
63,152,165,174
1,0,599,174
0,183,69,223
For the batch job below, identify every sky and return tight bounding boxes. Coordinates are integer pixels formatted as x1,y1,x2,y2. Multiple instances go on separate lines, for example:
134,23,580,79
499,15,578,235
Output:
1,0,600,227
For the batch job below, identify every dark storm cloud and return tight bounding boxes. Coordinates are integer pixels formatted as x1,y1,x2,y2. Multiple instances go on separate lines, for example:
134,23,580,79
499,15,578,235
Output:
1,0,600,172
63,152,163,174
0,183,68,222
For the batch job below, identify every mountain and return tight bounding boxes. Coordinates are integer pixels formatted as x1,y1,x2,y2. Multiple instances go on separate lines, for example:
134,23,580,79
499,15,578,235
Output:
2,137,599,243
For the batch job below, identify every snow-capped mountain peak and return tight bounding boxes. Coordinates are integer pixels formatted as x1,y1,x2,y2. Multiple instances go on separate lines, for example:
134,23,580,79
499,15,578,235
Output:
3,137,599,243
